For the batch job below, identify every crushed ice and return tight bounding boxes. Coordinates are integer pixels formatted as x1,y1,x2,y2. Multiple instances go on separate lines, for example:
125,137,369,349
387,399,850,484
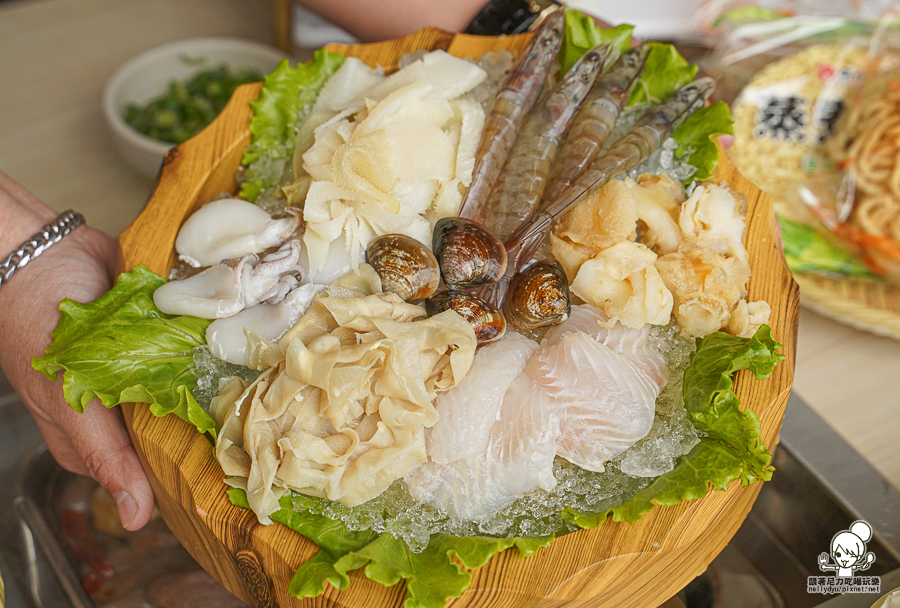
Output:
191,323,699,553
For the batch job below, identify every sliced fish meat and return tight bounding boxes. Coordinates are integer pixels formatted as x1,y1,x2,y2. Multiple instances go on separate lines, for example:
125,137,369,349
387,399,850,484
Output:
426,331,538,464
527,331,658,472
406,371,559,522
543,304,668,389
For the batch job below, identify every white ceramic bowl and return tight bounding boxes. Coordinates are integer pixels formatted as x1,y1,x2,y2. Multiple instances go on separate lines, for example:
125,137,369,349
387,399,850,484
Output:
103,38,290,179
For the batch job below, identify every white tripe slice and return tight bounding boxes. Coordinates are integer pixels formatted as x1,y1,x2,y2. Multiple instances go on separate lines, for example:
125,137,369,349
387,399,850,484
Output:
174,198,299,268
426,331,538,464
206,283,321,366
302,111,357,183
527,331,658,473
405,371,559,522
544,304,668,390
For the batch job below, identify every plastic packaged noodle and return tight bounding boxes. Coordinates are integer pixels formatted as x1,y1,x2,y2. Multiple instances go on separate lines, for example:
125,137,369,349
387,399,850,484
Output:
700,0,899,280
801,54,900,283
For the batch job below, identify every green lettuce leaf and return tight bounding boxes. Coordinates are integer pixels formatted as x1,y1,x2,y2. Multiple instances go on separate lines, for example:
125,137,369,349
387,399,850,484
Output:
560,9,633,74
227,488,553,608
31,265,215,436
239,50,345,202
561,10,728,179
564,325,784,528
627,41,698,106
672,101,734,181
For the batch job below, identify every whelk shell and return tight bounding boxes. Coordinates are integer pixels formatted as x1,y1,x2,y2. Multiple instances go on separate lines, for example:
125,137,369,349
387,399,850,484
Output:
432,218,507,289
425,291,506,345
502,260,570,330
366,234,440,301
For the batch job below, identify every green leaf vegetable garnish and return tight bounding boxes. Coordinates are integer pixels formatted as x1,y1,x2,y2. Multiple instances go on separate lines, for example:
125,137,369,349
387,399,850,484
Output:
239,51,345,202
123,66,263,145
565,326,784,528
671,101,734,181
31,266,216,436
227,488,554,608
561,11,733,180
626,41,698,106
778,215,880,279
560,9,633,74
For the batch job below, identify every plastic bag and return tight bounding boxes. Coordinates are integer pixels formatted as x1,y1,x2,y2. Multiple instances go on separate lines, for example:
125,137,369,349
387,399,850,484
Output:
801,53,900,282
700,1,900,281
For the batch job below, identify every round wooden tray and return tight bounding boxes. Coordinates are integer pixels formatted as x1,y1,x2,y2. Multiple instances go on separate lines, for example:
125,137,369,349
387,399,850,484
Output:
793,271,900,341
117,28,799,608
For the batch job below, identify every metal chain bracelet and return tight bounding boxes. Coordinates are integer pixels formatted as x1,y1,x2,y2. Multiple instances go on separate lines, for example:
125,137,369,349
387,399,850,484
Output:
0,210,86,290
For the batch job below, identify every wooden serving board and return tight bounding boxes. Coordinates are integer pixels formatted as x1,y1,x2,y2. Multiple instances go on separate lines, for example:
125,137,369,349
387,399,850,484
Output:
117,28,799,608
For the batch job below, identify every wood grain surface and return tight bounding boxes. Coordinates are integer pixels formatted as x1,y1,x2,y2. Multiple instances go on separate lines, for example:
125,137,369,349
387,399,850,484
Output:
117,28,799,608
793,271,900,340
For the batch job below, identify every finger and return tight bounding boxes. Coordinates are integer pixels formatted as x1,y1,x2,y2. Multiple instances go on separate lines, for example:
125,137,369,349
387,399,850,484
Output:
27,410,92,477
60,400,156,531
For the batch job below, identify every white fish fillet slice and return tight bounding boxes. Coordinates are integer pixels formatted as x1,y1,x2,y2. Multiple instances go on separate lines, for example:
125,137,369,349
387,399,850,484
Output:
426,332,537,464
406,372,559,522
528,331,658,472
543,304,668,390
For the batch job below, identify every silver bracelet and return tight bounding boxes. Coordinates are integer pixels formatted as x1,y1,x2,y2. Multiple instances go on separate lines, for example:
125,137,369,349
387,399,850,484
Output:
0,210,86,290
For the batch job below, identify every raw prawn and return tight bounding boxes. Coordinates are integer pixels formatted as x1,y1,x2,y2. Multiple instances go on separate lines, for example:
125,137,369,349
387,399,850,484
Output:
482,43,613,240
457,9,565,223
505,77,715,274
541,46,651,206
476,78,715,311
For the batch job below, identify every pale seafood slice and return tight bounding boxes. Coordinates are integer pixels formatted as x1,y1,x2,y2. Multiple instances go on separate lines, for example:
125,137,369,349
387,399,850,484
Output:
426,332,538,464
627,173,684,255
360,50,487,105
153,256,250,319
543,304,668,390
174,198,300,268
526,331,658,473
679,183,748,263
570,241,674,329
292,57,386,178
728,299,772,339
206,283,321,366
154,240,306,319
656,247,749,338
405,371,559,522
550,179,638,281
300,81,480,283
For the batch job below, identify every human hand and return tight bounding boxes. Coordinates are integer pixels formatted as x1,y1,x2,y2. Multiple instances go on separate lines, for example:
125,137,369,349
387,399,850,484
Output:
0,171,154,530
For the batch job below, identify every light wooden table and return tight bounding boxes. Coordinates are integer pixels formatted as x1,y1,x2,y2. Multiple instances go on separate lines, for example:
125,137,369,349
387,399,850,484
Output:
2,0,898,513
0,0,273,235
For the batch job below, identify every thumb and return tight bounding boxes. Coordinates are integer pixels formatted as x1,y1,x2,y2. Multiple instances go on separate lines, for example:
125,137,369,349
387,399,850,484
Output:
62,401,156,531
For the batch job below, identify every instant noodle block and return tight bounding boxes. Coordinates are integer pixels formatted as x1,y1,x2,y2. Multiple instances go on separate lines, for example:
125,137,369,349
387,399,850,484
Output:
117,28,799,608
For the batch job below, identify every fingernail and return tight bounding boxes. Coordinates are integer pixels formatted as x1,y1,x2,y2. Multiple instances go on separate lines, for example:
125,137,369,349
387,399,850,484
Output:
114,491,137,529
